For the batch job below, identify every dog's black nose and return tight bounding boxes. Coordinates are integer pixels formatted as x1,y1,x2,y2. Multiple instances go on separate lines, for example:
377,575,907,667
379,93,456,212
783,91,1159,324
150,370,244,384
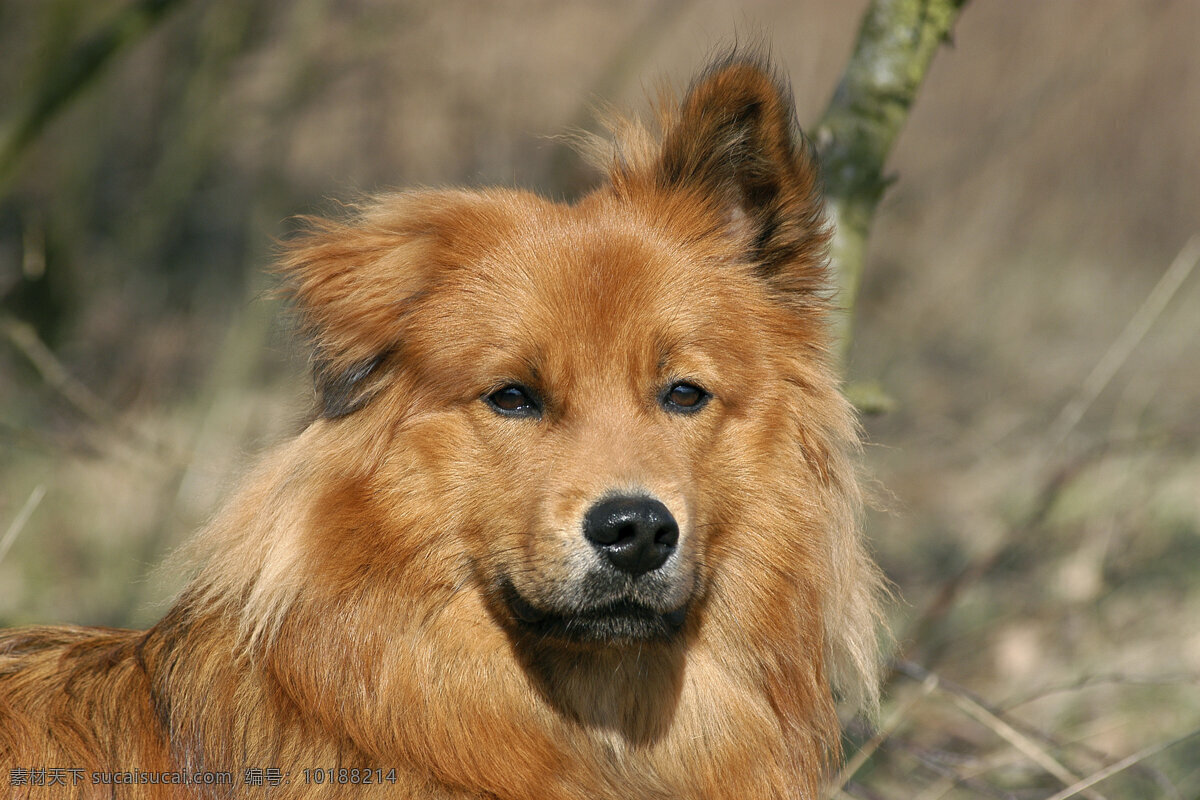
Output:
583,496,678,576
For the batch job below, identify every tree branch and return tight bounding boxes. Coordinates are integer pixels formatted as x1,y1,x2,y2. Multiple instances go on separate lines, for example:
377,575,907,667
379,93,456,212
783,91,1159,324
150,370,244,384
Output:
815,0,971,359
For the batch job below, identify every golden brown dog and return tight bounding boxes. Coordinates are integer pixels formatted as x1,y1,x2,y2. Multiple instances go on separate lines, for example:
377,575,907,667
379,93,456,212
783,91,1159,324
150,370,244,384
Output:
0,56,884,799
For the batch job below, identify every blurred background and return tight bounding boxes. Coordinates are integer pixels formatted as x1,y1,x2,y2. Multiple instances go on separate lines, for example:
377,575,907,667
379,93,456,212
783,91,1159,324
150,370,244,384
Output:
1,0,1197,796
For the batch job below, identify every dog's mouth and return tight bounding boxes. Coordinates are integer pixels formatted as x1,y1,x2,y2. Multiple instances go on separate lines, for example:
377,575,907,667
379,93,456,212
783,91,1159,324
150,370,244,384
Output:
501,581,688,645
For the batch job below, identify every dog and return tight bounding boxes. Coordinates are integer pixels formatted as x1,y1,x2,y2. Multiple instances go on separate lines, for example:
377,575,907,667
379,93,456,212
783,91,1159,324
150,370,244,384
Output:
0,55,884,799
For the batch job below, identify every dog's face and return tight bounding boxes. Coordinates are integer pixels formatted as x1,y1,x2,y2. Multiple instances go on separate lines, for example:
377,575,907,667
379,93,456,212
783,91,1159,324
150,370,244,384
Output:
391,195,804,646
281,61,834,653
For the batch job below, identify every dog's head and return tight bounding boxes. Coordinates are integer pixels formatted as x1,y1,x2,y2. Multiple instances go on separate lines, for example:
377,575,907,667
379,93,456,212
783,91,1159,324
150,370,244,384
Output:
252,58,880,713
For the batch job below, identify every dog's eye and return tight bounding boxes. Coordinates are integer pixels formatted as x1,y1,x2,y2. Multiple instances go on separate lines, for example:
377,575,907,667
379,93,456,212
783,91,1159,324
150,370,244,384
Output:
662,381,709,414
485,385,541,418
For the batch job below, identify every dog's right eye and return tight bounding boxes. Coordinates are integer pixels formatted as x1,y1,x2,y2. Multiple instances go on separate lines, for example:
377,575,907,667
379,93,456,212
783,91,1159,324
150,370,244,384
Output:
484,385,541,418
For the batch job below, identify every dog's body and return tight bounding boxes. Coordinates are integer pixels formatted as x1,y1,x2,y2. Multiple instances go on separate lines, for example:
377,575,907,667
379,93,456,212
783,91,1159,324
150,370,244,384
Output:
1,58,883,799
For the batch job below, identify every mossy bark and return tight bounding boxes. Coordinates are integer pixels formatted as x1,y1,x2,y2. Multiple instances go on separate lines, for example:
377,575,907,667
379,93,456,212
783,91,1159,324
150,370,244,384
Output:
815,0,971,359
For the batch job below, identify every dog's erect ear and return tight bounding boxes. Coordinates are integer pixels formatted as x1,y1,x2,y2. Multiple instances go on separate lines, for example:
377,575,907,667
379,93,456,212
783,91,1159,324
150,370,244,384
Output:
652,58,828,295
277,204,432,419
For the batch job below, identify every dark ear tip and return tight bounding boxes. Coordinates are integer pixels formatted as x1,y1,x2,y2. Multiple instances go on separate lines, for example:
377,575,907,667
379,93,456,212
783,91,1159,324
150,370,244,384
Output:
693,59,777,92
646,52,826,286
673,57,801,165
683,52,794,114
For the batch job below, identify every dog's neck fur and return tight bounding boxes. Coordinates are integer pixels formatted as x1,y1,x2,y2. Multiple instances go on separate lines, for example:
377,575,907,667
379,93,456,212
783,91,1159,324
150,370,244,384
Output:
138,592,833,800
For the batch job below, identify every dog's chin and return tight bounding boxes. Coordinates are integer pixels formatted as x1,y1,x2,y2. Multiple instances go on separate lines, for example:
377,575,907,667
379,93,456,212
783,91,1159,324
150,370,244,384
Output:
503,584,688,646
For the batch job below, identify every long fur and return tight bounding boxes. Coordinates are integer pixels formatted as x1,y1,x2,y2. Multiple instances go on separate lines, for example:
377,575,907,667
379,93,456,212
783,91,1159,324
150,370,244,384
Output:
1,55,885,799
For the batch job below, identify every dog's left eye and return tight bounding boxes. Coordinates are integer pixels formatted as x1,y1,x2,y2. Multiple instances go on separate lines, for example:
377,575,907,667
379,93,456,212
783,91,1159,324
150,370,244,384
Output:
661,381,709,413
485,385,541,418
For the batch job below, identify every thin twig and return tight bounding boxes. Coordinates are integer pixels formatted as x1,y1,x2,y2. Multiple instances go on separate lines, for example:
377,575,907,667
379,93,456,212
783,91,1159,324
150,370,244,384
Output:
895,661,1107,800
884,737,1015,800
830,672,940,794
1048,232,1200,450
1,311,177,462
946,692,1100,799
1042,729,1200,800
0,485,46,568
911,745,1042,800
1002,671,1200,712
1,311,117,428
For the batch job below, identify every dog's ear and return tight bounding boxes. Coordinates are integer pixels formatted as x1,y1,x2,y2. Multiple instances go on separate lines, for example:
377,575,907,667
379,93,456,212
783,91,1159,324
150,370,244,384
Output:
277,205,432,419
279,192,512,418
652,58,828,295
